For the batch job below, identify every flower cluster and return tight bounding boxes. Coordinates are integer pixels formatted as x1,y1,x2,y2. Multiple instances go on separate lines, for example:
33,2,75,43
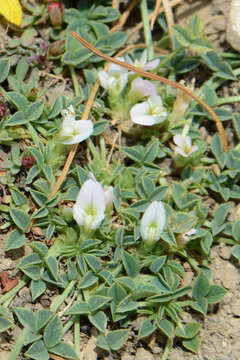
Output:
98,50,168,128
73,175,166,251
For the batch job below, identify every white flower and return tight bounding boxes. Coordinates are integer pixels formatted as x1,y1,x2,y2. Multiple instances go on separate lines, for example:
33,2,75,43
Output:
104,185,115,209
173,134,198,158
126,50,159,71
140,201,166,244
60,106,93,145
73,179,106,231
129,78,157,98
130,95,167,126
98,59,128,94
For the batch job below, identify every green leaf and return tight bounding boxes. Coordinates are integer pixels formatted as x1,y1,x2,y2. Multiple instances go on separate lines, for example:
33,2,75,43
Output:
213,203,230,226
89,311,107,333
44,316,63,348
30,242,48,257
122,251,139,278
36,310,54,332
169,212,197,233
10,188,28,206
24,332,42,346
138,319,156,339
28,147,44,168
5,229,26,251
26,165,41,184
121,146,144,163
150,256,167,274
175,322,201,339
31,280,47,301
149,186,168,201
108,283,127,305
78,271,98,289
66,301,90,315
106,329,129,350
149,286,191,302
95,334,110,351
7,91,28,111
0,58,10,83
25,340,49,360
9,208,30,232
16,57,29,81
48,95,65,119
157,319,174,339
45,257,59,281
206,285,227,304
88,295,110,312
192,272,210,300
232,245,240,260
84,254,101,273
202,51,236,80
50,342,77,359
210,134,227,169
182,335,201,353
7,111,27,126
22,265,41,281
25,101,44,122
143,140,159,163
30,189,47,207
18,253,41,268
14,307,36,331
0,317,13,332
232,220,240,242
92,120,109,135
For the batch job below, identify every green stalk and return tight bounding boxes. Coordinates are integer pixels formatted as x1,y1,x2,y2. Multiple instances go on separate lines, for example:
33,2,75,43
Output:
50,280,76,313
9,327,29,360
157,47,184,69
216,95,240,106
140,0,154,60
161,338,172,360
69,65,81,97
74,316,81,359
0,277,28,306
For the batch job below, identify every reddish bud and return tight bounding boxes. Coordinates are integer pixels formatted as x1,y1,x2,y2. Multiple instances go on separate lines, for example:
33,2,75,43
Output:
22,156,35,169
0,104,6,118
49,39,65,56
48,2,63,27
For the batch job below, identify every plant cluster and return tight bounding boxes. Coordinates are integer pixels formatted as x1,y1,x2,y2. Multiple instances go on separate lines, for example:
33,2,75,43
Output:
1,1,240,360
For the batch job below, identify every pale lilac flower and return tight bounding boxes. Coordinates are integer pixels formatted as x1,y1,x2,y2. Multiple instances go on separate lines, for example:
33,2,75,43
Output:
140,201,166,244
173,134,198,158
130,95,167,126
60,105,93,145
73,179,106,231
128,78,157,98
98,59,128,93
126,50,159,71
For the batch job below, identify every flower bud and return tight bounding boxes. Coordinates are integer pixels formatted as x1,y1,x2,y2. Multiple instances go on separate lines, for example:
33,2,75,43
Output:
49,39,65,56
47,2,63,27
0,104,7,119
140,201,166,249
104,186,114,211
22,156,35,169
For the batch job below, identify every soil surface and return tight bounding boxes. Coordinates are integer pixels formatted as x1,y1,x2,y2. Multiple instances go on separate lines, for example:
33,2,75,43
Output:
1,1,240,360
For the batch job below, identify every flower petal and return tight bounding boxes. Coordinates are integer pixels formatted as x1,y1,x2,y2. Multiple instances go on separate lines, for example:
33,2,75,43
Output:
144,59,160,71
173,134,185,148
